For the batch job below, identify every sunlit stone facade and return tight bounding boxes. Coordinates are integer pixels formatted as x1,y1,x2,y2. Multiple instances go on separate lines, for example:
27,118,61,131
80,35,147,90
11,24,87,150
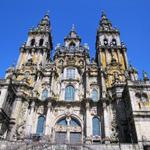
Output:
0,12,150,150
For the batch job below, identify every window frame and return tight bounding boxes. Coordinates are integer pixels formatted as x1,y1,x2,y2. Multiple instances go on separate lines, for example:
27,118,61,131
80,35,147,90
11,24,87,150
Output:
91,89,99,102
41,88,48,101
92,116,101,136
36,115,45,136
65,85,75,101
66,68,76,79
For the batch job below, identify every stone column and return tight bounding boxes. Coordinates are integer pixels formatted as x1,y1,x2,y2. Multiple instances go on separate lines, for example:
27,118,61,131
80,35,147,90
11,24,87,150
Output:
123,48,129,69
0,86,8,108
42,48,47,66
7,97,22,140
103,102,111,143
101,70,106,98
25,101,35,136
117,50,121,65
105,49,109,66
98,48,102,67
85,101,92,144
66,117,71,144
45,102,52,135
16,48,24,69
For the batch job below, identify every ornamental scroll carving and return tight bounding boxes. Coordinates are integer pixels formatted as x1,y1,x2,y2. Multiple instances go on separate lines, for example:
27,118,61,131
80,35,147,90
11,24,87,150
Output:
110,106,119,143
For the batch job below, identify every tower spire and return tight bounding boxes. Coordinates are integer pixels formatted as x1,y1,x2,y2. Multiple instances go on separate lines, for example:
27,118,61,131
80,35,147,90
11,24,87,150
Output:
16,13,53,69
97,11,119,34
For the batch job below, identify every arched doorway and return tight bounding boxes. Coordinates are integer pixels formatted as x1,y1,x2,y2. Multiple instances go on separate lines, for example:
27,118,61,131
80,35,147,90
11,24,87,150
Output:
55,117,82,144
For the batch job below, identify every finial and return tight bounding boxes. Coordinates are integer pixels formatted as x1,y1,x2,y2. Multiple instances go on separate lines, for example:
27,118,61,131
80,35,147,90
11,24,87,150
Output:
143,70,149,81
45,10,50,16
71,24,76,32
43,10,50,21
101,11,107,18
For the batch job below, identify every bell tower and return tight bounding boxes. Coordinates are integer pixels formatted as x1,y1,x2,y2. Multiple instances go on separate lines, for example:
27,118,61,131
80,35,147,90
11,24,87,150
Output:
16,13,53,69
96,12,129,87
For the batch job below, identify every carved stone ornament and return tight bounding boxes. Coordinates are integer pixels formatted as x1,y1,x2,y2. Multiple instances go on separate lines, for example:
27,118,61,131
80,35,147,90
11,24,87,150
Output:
16,122,26,139
37,105,44,114
110,109,119,143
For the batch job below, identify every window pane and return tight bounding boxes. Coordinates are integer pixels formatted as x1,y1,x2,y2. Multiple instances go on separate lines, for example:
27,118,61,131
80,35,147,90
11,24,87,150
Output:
42,89,48,100
70,132,81,144
67,68,75,79
92,89,98,101
70,118,80,127
57,119,67,126
92,117,101,136
65,86,75,101
55,132,67,144
36,116,45,135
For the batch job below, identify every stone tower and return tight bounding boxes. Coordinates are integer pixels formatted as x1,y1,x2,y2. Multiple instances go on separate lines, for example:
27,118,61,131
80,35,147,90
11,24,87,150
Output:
16,13,53,69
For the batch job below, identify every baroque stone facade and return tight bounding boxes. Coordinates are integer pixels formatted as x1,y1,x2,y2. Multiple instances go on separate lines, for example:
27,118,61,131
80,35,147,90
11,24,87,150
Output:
0,12,150,150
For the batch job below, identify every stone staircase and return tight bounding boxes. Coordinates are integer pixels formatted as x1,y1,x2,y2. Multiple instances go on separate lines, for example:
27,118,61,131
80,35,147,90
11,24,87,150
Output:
0,140,141,150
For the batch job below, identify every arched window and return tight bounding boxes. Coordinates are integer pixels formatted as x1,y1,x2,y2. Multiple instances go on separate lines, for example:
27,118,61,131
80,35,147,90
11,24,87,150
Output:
70,118,80,127
66,68,75,79
92,89,98,101
57,118,67,126
69,42,75,48
39,39,44,46
36,116,45,135
92,117,101,136
65,86,75,101
41,89,48,101
103,38,108,46
30,39,35,46
112,39,117,45
69,42,76,51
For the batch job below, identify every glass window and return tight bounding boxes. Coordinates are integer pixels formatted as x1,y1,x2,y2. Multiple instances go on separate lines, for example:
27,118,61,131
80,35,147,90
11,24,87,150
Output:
36,116,45,135
70,132,81,144
41,89,48,100
70,118,80,127
92,89,98,101
57,118,67,126
55,117,81,144
55,132,67,144
66,68,75,79
65,86,75,101
92,117,101,136
69,42,76,51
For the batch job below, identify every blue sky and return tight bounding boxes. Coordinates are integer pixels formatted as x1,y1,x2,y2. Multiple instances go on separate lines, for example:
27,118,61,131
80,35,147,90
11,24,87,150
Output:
0,0,150,78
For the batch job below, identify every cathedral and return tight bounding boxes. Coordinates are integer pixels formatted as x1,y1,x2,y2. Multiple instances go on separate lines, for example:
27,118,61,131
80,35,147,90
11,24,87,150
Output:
0,12,150,150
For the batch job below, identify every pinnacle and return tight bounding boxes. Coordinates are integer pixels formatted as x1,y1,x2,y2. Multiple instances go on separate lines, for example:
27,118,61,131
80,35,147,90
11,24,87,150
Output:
71,24,76,32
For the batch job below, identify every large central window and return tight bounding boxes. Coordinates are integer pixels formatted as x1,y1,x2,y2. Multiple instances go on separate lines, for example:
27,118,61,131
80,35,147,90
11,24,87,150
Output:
65,85,75,101
66,68,75,79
